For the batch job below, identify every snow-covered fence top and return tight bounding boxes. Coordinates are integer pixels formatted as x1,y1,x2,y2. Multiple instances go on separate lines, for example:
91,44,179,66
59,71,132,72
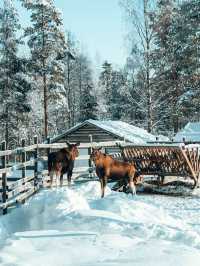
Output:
0,141,125,158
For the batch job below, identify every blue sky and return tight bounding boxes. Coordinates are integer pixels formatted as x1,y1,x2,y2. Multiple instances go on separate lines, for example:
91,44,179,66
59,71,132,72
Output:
14,0,127,68
55,0,126,67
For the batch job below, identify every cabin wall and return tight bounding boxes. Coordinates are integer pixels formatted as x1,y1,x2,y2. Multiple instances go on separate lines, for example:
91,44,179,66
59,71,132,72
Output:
52,124,123,143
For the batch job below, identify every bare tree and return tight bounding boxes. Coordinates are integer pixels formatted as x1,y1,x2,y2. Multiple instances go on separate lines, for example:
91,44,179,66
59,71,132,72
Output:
120,0,159,132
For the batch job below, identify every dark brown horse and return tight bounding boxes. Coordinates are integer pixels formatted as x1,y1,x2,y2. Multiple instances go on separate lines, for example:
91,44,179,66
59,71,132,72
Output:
48,141,80,187
90,147,139,198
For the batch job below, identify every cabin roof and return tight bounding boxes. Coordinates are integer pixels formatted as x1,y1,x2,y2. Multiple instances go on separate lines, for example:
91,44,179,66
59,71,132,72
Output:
175,122,200,142
51,119,165,144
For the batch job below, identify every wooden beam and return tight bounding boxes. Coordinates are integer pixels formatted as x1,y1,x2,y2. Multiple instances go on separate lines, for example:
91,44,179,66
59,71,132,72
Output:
8,176,34,190
21,139,26,179
180,147,197,185
1,141,7,214
34,136,38,188
0,160,36,175
16,187,38,204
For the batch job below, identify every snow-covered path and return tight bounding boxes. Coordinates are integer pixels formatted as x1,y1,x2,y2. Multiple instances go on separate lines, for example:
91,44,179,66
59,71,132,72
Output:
0,182,200,266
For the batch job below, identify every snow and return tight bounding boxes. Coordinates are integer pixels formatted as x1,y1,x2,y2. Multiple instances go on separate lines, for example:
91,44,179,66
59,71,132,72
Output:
52,120,169,144
175,122,200,142
89,120,156,143
88,120,169,143
0,181,200,265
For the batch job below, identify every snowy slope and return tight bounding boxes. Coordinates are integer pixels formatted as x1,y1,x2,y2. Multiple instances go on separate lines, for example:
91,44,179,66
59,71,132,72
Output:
0,182,200,266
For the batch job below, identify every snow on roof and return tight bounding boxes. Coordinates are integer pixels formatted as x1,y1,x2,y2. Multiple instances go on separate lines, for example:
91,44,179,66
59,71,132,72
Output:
52,120,168,144
88,120,156,144
175,122,200,142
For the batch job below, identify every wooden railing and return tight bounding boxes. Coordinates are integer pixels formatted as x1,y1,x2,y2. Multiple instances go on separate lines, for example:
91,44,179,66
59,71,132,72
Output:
2,138,199,215
0,138,123,215
118,143,200,187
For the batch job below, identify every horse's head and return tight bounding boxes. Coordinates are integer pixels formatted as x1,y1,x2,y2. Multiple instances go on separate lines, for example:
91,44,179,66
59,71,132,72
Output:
66,141,80,160
90,147,103,163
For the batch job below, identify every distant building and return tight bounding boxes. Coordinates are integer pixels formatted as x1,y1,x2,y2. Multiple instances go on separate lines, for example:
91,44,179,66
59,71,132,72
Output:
174,122,200,142
51,119,161,144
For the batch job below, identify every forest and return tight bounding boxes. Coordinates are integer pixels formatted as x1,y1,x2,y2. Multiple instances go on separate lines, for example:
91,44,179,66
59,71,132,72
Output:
0,0,199,148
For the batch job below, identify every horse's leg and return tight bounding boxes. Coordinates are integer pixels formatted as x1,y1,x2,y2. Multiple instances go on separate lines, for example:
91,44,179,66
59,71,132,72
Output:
60,173,64,187
67,170,72,186
101,177,107,198
100,168,109,198
56,170,60,188
129,175,136,196
100,178,104,197
49,171,54,187
161,175,165,185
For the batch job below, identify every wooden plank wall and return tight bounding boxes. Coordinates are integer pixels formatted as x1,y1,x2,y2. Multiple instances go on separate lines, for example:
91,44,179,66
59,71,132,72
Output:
52,124,122,143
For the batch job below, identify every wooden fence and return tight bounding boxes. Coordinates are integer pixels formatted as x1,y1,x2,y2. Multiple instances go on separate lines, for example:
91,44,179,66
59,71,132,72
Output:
0,138,123,215
118,143,200,187
1,139,200,215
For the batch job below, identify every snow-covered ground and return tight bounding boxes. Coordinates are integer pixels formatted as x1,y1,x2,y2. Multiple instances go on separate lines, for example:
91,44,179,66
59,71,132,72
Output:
0,181,200,266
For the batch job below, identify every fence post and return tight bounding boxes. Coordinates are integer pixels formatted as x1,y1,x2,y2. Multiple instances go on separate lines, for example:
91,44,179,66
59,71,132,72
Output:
1,141,7,215
21,139,26,180
88,134,93,178
34,136,38,189
46,137,51,157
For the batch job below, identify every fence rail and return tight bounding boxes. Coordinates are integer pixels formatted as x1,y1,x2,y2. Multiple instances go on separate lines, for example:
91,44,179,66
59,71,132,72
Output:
1,137,200,215
0,138,124,214
118,143,200,187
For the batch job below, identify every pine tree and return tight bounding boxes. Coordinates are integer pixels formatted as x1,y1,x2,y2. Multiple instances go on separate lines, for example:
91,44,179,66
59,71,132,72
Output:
77,54,98,122
151,0,178,133
98,61,130,121
63,32,76,128
152,0,200,133
177,0,200,124
123,46,147,125
0,0,31,147
107,70,126,120
79,84,98,121
21,0,67,138
98,61,113,119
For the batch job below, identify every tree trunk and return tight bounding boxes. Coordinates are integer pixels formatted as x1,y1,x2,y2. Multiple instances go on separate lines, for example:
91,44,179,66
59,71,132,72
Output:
144,0,153,133
42,7,48,139
67,57,72,127
43,73,48,139
5,106,9,146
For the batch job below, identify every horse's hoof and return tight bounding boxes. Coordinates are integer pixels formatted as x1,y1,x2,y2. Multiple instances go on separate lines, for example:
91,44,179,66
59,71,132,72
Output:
193,184,198,189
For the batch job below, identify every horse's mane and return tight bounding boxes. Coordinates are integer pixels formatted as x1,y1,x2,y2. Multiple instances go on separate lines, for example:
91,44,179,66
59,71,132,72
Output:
102,153,113,159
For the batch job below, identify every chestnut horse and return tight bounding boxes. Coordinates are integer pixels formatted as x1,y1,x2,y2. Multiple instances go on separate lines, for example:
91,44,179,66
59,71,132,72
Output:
48,141,80,187
90,147,138,198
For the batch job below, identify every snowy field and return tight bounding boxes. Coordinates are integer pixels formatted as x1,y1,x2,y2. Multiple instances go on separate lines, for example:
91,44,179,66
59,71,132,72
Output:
0,181,200,266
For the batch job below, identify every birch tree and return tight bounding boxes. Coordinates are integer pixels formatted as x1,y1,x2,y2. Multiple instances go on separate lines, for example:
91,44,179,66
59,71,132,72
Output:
120,0,157,132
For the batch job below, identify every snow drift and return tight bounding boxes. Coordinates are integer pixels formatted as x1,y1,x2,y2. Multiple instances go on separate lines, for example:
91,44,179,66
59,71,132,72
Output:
0,181,200,266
